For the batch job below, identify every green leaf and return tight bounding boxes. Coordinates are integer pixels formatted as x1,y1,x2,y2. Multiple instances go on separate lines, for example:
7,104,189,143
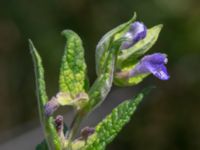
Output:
96,13,137,75
59,30,87,96
114,60,149,86
84,39,123,113
29,40,48,123
117,24,163,68
29,40,62,150
114,72,149,87
83,89,148,150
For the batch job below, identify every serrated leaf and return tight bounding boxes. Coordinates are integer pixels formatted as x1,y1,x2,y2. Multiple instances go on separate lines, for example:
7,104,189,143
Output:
29,40,62,150
59,30,87,96
83,89,148,150
117,24,163,68
96,13,137,75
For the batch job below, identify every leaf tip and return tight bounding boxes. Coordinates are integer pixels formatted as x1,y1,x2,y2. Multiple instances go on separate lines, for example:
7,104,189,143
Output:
142,85,156,96
157,24,164,31
128,12,137,23
28,39,36,54
61,29,75,38
132,12,137,20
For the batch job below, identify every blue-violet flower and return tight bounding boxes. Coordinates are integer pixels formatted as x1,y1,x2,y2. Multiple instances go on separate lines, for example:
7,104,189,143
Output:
129,53,170,80
121,21,147,49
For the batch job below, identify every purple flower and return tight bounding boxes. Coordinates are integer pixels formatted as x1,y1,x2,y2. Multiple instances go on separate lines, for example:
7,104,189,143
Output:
129,53,170,80
121,21,147,49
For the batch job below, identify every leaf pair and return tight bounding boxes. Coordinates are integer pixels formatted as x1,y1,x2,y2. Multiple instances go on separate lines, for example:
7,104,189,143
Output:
31,28,91,149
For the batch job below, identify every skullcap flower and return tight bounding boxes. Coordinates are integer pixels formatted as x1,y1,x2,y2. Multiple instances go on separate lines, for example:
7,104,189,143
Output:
129,53,170,80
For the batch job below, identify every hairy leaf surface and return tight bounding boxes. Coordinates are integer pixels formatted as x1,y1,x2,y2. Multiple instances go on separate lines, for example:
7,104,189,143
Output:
96,13,137,75
30,40,62,150
59,30,87,96
83,90,147,150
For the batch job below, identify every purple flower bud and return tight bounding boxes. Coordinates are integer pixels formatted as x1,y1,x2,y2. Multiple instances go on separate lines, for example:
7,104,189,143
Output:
44,97,60,117
121,21,147,49
55,115,64,133
79,126,95,140
55,115,65,139
129,53,170,80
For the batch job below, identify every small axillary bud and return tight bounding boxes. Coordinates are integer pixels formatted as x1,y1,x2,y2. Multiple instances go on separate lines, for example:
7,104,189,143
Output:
55,115,64,136
44,92,89,116
55,115,66,143
44,92,72,117
79,126,95,141
44,96,60,117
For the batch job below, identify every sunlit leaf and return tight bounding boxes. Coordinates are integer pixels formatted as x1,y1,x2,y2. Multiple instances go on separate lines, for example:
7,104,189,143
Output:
96,13,137,75
29,40,62,150
84,39,123,112
83,89,149,150
59,30,88,96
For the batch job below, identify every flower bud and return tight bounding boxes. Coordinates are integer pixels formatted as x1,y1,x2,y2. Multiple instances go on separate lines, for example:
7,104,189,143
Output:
121,21,147,49
55,115,64,134
44,97,60,117
55,115,65,142
80,126,95,140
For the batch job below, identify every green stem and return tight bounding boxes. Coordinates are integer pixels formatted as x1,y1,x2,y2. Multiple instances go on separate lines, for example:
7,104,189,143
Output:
66,111,85,149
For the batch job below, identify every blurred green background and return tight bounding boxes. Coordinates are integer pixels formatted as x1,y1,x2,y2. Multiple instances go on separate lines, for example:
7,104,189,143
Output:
0,0,200,149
